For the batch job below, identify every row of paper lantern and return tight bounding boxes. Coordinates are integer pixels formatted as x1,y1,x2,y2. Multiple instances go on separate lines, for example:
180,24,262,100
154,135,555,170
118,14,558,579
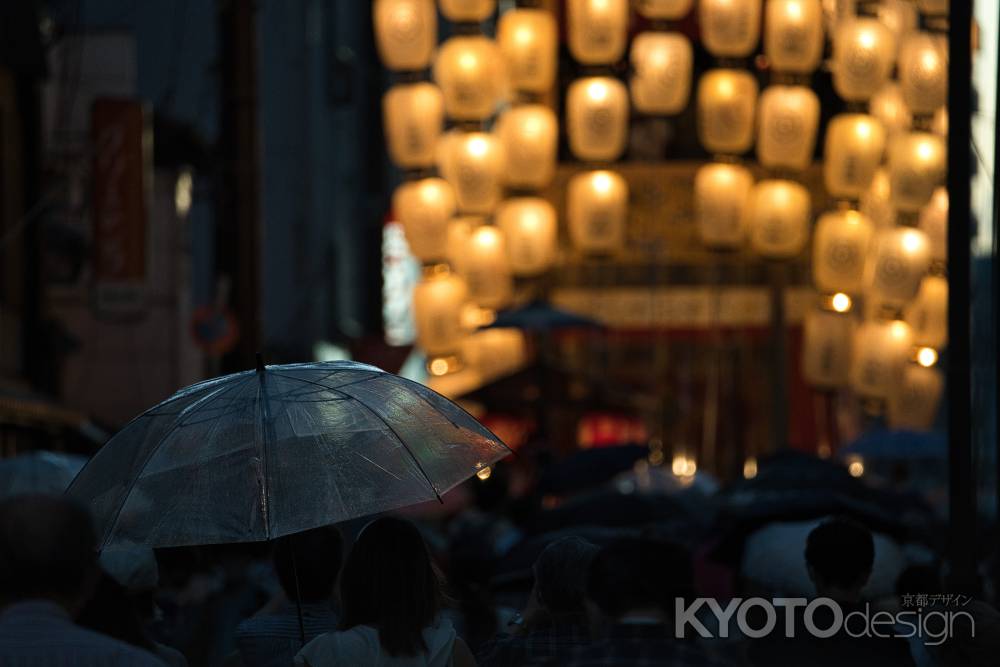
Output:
375,1,948,94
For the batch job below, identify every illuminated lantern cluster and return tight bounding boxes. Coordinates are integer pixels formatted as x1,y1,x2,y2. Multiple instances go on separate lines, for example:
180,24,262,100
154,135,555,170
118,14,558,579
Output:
801,3,950,431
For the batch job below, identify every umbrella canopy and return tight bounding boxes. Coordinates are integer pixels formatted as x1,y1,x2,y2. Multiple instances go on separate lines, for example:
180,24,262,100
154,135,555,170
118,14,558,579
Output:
740,519,906,599
487,300,602,332
67,360,510,550
840,429,947,460
0,450,87,498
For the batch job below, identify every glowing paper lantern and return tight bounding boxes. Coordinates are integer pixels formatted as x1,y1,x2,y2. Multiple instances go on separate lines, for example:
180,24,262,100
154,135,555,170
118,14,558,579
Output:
802,309,855,388
461,225,513,310
497,9,558,94
445,217,476,275
905,274,948,349
695,163,754,249
413,269,468,355
567,77,629,162
567,0,629,65
899,33,948,115
849,320,913,400
757,85,819,171
918,187,948,265
437,131,505,215
860,169,897,229
823,114,886,199
764,0,823,74
567,170,628,254
832,18,895,102
496,105,557,189
888,132,946,212
373,0,436,71
865,227,932,307
434,36,507,121
699,0,763,58
629,33,693,116
876,0,919,55
812,210,874,294
933,107,948,137
393,178,456,263
888,365,943,431
636,0,693,19
497,197,558,276
748,180,811,259
439,0,495,22
697,70,758,156
461,328,528,381
869,83,912,141
383,83,443,169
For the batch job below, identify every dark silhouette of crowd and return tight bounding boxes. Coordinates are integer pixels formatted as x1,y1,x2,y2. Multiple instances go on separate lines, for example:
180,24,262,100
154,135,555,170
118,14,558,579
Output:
3,458,1000,666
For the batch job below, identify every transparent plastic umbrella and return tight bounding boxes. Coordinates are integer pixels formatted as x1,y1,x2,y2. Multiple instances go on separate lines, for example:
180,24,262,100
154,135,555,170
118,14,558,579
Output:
67,359,511,550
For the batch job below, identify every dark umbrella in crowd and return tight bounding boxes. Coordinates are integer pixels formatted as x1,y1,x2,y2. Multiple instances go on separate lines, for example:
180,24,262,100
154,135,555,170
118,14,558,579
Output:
67,358,511,643
0,450,86,498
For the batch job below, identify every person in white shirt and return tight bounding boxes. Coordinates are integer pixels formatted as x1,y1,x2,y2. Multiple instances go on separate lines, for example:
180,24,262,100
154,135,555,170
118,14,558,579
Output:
295,517,476,667
0,493,165,666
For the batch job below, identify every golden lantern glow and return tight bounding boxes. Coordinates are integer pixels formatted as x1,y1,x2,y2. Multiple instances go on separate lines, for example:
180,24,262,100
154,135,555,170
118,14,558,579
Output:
823,114,886,199
831,292,852,313
383,83,443,169
764,0,823,74
566,0,629,65
757,85,819,171
887,365,943,431
915,0,949,16
904,275,948,349
392,178,456,263
812,210,874,294
496,105,557,189
461,328,528,382
860,169,897,229
832,18,896,102
567,170,628,255
373,0,437,71
461,225,513,310
748,180,811,259
888,132,946,212
743,456,758,479
849,320,913,400
865,227,932,307
876,0,918,56
476,465,492,481
445,217,476,276
869,83,912,141
629,33,693,116
917,346,939,368
497,197,558,276
636,0,693,19
439,0,495,22
694,163,754,249
497,9,558,94
697,69,758,156
847,457,865,478
433,36,507,121
933,107,948,137
918,187,948,265
899,32,948,115
413,269,468,356
567,77,629,162
437,131,505,215
699,0,763,58
802,309,855,388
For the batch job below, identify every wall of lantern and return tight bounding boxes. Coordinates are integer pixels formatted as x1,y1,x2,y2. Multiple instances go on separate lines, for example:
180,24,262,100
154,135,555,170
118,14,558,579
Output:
374,0,952,462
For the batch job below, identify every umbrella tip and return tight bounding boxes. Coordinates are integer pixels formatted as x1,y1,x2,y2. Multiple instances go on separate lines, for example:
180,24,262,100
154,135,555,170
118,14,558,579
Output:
256,352,265,375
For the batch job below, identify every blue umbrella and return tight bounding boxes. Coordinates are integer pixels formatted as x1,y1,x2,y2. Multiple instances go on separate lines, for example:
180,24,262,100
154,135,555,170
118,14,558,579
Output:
841,429,947,460
487,300,602,332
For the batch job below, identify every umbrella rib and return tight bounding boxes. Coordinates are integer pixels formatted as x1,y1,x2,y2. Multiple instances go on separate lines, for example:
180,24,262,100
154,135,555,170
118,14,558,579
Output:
96,376,253,549
268,371,444,503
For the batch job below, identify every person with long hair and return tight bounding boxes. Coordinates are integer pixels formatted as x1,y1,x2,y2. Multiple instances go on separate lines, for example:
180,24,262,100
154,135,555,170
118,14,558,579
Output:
295,517,476,666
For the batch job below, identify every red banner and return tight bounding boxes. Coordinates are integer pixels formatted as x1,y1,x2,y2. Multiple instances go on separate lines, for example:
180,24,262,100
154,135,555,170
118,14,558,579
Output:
91,98,148,310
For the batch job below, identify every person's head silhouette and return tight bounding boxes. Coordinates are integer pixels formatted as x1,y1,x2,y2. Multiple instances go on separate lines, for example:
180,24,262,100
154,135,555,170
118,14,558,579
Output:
805,517,875,603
